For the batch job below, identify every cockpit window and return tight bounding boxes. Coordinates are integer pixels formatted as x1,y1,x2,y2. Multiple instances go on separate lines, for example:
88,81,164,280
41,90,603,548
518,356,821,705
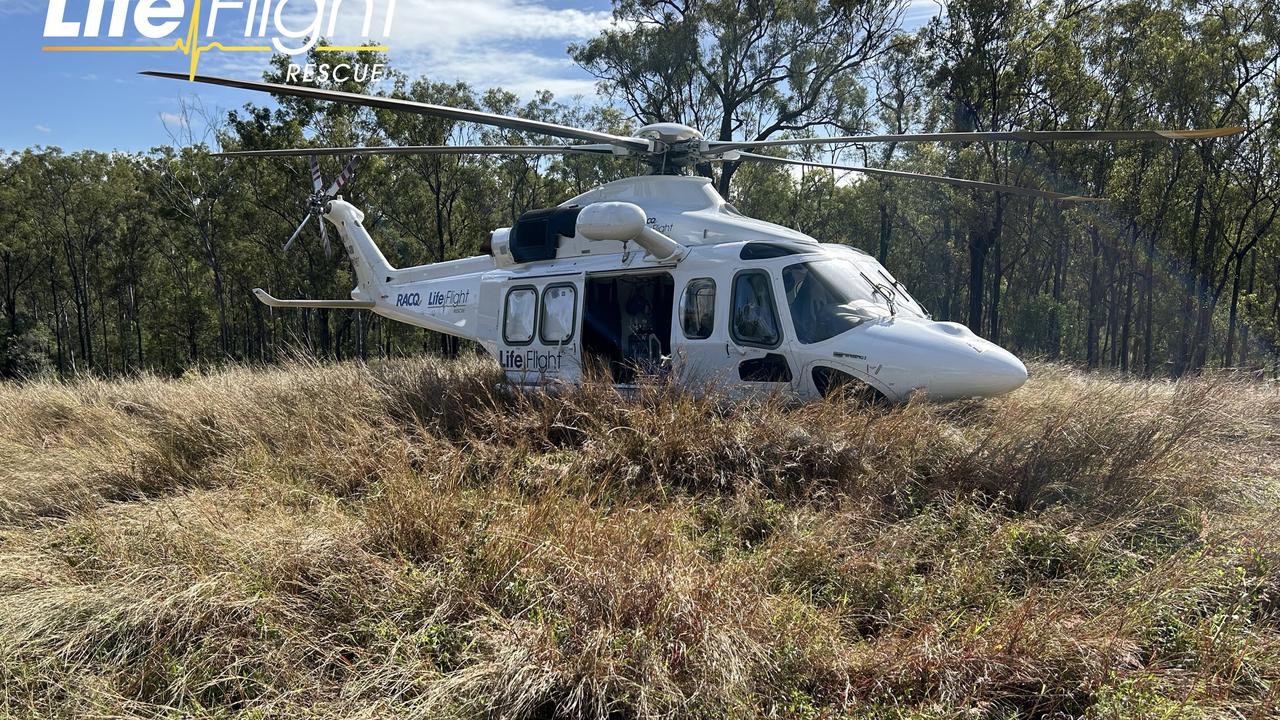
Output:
731,271,782,348
782,260,891,344
845,257,928,318
873,267,927,317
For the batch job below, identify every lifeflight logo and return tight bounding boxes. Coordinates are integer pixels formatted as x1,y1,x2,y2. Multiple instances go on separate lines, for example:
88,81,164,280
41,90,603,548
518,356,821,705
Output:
41,0,394,79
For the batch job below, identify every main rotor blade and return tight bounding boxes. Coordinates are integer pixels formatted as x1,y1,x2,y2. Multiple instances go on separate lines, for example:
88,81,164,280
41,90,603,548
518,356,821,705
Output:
737,152,1103,202
142,71,651,151
710,127,1243,153
319,218,332,258
214,144,620,158
308,155,323,193
326,156,359,197
283,214,313,252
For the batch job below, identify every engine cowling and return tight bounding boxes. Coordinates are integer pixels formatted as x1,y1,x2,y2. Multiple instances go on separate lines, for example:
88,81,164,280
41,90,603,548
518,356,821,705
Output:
484,201,686,266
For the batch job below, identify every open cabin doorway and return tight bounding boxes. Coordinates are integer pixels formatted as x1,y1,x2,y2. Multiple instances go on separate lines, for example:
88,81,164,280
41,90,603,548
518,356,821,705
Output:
582,272,675,384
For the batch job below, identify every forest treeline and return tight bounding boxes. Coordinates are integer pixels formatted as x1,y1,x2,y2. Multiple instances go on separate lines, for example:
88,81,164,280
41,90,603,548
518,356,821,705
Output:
2,0,1276,379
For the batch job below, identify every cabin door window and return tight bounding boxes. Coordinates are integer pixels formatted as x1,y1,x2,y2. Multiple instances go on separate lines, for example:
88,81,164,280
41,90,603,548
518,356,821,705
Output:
540,283,577,344
503,286,537,345
679,278,716,339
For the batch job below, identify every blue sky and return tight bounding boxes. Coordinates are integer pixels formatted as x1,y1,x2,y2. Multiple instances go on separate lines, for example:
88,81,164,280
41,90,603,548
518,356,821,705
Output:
2,0,940,153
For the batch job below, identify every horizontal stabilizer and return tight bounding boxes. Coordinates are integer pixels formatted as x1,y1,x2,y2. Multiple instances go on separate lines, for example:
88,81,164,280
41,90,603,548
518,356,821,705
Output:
253,288,375,309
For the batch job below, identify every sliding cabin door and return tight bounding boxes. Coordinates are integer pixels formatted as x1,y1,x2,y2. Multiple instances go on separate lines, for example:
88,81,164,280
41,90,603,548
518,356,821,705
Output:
496,275,584,387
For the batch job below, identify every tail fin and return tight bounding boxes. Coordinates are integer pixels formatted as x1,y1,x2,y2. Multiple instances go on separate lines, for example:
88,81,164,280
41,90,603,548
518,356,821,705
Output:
324,199,394,303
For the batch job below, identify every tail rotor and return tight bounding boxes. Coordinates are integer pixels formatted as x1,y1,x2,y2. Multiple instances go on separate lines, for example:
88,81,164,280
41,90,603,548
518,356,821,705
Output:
283,155,359,257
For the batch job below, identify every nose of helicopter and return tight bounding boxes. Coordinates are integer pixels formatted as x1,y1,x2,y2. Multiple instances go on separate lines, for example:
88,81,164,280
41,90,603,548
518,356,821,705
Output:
841,318,1029,401
967,344,1028,395
927,323,1028,398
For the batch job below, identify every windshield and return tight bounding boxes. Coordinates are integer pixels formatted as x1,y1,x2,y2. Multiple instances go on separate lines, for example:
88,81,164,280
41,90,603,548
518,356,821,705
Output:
782,260,892,344
843,255,928,318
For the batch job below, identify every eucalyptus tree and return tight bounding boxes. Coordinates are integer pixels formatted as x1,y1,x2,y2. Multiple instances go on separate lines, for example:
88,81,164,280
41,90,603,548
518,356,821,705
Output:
865,35,928,265
919,0,1060,341
0,153,52,378
571,0,904,194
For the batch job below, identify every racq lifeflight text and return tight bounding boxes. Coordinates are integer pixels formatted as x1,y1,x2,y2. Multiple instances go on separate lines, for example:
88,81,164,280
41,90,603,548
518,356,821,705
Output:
43,0,396,54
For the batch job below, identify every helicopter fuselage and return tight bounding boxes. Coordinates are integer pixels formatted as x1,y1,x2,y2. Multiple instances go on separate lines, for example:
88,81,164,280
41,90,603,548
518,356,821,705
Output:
319,175,1027,402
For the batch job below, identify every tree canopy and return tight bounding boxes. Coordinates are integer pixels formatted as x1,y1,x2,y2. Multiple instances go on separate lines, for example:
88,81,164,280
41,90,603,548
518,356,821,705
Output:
1,0,1277,380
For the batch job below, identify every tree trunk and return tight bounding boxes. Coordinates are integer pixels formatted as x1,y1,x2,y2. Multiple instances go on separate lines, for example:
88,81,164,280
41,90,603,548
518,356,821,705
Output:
2,251,17,334
877,197,892,264
968,229,987,333
1143,230,1156,377
1120,268,1133,373
716,161,740,196
1049,228,1066,359
1224,249,1245,367
968,196,1005,335
989,236,1002,343
1239,249,1256,367
319,308,332,359
1174,181,1206,377
131,285,143,369
1105,244,1119,368
1191,206,1221,371
1086,225,1103,369
49,253,65,377
941,213,953,320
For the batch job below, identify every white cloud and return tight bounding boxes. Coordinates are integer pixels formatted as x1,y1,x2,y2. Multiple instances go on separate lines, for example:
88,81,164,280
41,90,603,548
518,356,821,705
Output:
377,0,612,49
34,124,51,133
160,112,190,128
309,0,612,49
285,0,614,98
194,0,925,106
394,45,601,98
200,50,282,77
902,0,941,30
0,0,44,16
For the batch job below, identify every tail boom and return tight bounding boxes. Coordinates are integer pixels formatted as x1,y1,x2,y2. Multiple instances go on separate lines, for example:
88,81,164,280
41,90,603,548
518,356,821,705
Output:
324,199,494,343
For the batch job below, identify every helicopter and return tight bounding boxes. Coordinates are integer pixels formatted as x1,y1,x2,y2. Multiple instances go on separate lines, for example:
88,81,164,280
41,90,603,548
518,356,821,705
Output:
144,71,1241,402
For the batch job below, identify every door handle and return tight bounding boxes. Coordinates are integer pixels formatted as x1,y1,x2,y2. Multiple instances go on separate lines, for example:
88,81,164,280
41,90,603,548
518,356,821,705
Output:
725,342,747,357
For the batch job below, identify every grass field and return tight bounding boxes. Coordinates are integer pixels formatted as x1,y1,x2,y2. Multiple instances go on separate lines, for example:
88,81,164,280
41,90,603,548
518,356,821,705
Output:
1,359,1278,718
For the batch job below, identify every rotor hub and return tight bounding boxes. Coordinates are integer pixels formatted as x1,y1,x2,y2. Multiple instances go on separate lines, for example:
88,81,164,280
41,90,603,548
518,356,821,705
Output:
305,193,329,215
636,123,705,173
636,123,704,144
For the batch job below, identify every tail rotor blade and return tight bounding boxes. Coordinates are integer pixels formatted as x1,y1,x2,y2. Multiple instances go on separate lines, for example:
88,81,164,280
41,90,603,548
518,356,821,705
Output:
283,214,313,252
326,156,359,197
309,155,324,193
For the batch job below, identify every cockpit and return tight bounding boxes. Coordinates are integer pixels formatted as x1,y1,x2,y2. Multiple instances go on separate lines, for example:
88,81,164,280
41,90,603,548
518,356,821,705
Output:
779,252,928,345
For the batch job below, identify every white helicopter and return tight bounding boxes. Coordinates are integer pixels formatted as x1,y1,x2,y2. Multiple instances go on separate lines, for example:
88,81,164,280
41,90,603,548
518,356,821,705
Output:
145,71,1240,402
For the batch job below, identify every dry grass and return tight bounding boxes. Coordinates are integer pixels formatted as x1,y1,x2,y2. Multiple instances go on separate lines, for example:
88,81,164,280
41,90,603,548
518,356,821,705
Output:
1,357,1278,718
